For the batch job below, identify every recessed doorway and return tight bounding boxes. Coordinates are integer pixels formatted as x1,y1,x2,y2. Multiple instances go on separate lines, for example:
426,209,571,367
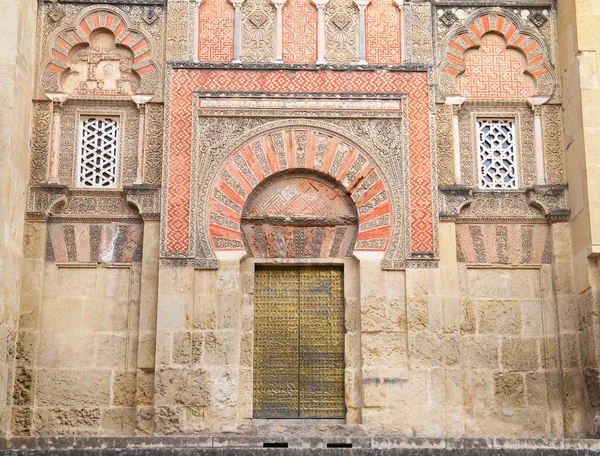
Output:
253,265,345,419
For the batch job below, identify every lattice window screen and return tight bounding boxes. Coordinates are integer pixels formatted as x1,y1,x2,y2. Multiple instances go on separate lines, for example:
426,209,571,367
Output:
77,117,119,188
477,119,517,189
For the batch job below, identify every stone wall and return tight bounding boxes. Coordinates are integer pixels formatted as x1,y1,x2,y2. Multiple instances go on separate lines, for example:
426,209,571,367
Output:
558,0,600,437
0,0,38,437
15,260,142,435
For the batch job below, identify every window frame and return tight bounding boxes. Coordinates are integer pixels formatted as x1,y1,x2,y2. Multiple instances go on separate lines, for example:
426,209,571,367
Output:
476,117,519,190
75,115,122,189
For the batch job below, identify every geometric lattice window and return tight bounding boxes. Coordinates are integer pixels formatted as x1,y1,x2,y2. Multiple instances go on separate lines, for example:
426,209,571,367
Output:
477,119,517,189
77,117,119,188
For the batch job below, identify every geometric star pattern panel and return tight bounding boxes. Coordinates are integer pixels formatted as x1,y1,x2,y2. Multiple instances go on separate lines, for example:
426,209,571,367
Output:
458,34,535,99
211,131,390,252
365,0,401,64
166,69,432,255
477,119,517,189
198,0,234,62
283,0,317,63
77,117,119,188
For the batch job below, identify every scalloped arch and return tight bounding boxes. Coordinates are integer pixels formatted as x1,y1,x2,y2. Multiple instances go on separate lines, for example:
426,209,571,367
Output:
41,7,159,95
206,128,393,254
439,11,555,99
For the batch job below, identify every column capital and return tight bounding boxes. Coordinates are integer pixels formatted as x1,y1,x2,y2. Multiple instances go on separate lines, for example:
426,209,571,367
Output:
311,0,329,9
229,0,245,10
444,95,466,115
527,96,549,113
45,92,69,106
393,0,404,8
270,0,288,8
353,0,371,10
131,95,153,109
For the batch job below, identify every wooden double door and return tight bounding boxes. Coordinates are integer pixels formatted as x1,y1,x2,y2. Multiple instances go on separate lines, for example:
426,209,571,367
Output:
253,266,345,419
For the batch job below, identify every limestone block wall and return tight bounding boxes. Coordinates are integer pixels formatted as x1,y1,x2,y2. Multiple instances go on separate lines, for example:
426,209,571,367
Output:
15,261,143,435
558,0,600,436
0,0,38,436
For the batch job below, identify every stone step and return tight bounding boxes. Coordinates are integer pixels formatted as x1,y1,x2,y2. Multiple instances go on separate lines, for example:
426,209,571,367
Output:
1,437,600,454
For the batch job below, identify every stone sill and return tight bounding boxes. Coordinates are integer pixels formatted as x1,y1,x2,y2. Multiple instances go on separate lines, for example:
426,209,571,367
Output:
1,437,600,452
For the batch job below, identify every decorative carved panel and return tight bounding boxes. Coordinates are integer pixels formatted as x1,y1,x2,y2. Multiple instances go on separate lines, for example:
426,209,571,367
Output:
198,0,234,62
144,103,164,185
458,104,534,189
240,173,358,258
365,0,401,64
325,0,358,63
458,34,535,99
40,7,162,96
30,101,53,184
46,221,143,263
541,104,565,185
408,2,433,63
241,0,276,62
283,0,317,64
456,223,551,265
438,10,556,99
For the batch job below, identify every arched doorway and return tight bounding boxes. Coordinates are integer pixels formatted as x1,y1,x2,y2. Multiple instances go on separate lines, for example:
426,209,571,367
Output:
244,170,358,419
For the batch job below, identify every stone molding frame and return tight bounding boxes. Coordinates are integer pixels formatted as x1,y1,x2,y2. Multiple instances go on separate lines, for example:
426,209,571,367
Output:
438,8,556,99
458,102,535,189
58,100,139,189
40,6,161,96
189,117,407,270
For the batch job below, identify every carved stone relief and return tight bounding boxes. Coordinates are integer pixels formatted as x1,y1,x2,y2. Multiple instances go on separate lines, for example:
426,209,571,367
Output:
455,222,552,265
46,221,143,263
30,101,53,184
408,2,433,63
166,1,189,60
541,104,566,185
181,99,417,269
458,103,535,189
325,0,358,63
144,103,164,185
435,103,453,186
241,0,276,62
61,29,141,96
38,4,165,99
457,191,545,223
58,101,139,188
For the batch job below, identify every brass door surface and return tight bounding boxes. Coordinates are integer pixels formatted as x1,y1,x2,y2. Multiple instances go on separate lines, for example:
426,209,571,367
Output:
253,266,345,419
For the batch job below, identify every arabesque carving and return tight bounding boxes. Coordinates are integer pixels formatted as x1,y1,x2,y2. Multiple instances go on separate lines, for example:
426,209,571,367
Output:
325,0,358,63
30,101,53,184
241,0,276,62
542,104,566,185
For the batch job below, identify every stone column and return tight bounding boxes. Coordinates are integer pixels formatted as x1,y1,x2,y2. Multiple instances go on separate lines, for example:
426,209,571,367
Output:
354,0,371,64
191,0,202,61
230,0,245,63
312,0,329,64
445,96,466,185
393,0,405,62
131,95,153,185
528,97,550,186
271,0,288,63
45,93,69,185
